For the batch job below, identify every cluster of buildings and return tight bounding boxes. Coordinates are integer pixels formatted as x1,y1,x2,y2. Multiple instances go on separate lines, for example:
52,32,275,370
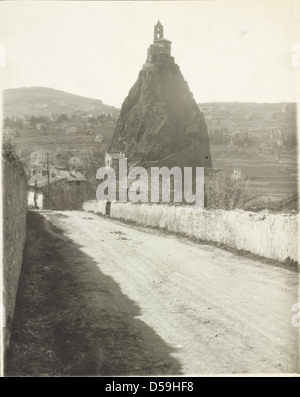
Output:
27,153,89,210
27,167,88,211
3,111,118,144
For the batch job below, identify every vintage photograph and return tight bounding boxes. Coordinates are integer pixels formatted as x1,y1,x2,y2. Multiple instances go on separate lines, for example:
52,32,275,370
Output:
0,0,299,377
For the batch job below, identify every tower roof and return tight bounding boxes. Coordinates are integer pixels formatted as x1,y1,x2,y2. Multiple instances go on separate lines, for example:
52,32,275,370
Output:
154,37,171,44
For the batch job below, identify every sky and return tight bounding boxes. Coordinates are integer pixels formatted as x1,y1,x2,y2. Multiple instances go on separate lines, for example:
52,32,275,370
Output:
0,0,299,107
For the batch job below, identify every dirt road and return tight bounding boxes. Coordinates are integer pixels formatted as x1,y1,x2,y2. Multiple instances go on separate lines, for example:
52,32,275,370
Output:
35,210,298,375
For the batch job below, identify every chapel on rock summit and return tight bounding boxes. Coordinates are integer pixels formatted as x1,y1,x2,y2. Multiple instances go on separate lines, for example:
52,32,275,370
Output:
147,21,174,63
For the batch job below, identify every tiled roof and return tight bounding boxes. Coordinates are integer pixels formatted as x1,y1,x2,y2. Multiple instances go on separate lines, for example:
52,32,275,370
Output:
28,174,66,188
154,37,171,43
28,170,86,188
65,171,86,182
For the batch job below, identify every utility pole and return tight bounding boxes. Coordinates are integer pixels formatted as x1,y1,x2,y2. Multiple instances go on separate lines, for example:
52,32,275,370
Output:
47,152,51,210
34,180,38,209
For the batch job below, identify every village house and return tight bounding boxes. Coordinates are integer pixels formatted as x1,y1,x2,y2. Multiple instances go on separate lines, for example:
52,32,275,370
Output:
231,167,242,180
27,169,88,210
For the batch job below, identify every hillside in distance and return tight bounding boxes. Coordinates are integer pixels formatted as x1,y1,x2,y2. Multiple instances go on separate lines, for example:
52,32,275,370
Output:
3,87,119,117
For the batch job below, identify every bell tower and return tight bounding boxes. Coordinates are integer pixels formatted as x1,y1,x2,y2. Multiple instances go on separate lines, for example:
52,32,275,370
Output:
147,21,173,63
153,20,164,41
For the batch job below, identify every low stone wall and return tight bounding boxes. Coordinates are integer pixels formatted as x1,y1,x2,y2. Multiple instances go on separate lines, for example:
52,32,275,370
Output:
3,158,27,352
83,200,298,263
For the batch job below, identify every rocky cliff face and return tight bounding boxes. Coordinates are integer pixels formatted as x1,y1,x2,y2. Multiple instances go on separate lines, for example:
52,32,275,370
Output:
109,58,212,168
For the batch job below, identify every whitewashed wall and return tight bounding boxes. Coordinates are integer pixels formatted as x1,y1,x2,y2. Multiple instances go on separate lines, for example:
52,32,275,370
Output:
83,200,298,263
27,190,43,209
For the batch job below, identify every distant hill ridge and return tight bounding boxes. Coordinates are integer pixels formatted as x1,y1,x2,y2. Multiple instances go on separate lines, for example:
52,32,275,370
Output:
3,87,119,117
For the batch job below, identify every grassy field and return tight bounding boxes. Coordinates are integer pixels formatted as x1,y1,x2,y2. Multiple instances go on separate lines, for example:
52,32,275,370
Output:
211,144,298,198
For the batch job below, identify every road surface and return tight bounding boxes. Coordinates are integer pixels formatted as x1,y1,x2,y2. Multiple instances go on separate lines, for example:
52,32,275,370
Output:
40,210,299,374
